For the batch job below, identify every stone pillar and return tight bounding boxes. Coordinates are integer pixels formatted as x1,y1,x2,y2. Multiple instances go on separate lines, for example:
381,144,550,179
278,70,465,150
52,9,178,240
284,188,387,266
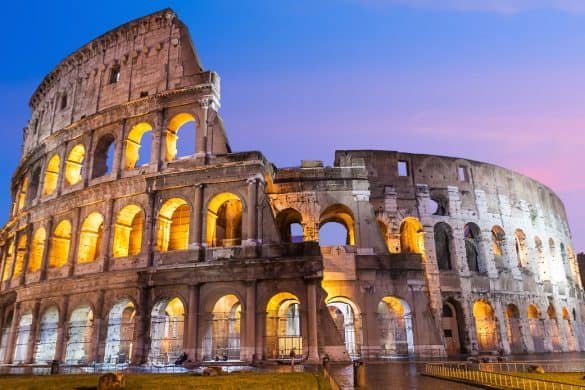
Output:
145,192,156,267
25,300,41,363
6,232,19,285
101,199,115,271
494,301,510,354
151,110,164,170
92,290,105,363
242,281,256,362
255,304,264,361
40,218,54,281
132,286,151,364
54,296,69,363
192,184,204,250
55,145,67,196
185,284,199,361
4,302,20,364
114,120,127,179
195,99,209,157
19,224,34,286
83,130,95,188
306,280,320,363
67,208,82,277
244,177,258,246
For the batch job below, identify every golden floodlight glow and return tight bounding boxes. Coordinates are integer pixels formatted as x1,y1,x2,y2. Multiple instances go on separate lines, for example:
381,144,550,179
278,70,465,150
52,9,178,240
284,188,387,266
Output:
43,154,61,196
165,113,195,161
48,220,72,268
125,122,152,169
65,144,85,186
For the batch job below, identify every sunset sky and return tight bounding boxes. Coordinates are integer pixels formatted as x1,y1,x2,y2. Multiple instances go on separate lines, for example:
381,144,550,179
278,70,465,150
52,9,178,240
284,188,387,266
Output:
0,0,583,251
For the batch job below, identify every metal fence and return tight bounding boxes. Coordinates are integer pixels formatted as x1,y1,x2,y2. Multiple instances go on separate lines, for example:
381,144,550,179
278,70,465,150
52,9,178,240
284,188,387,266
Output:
424,362,585,390
479,360,585,374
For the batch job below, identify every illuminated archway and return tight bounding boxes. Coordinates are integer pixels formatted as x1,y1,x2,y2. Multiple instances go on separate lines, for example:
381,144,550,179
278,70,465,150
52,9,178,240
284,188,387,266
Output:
442,300,465,356
562,307,578,351
203,294,241,361
377,296,414,356
28,228,46,273
92,134,115,179
1,239,14,282
319,204,355,246
265,292,302,359
156,198,190,252
434,222,453,270
13,312,33,363
15,176,29,212
48,220,71,269
34,306,59,363
149,297,185,364
206,193,243,247
0,310,13,361
65,305,94,364
104,299,136,363
112,205,144,258
473,300,498,352
43,154,60,196
464,223,483,273
275,208,304,243
327,297,362,358
399,217,424,254
505,304,524,353
77,212,104,263
528,304,545,353
547,304,561,351
165,113,196,161
12,234,27,279
65,144,85,186
124,122,153,169
515,229,528,268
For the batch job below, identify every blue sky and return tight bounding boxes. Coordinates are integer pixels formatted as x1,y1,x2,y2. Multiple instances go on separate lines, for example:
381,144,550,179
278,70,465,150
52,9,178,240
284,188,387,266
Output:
1,0,584,250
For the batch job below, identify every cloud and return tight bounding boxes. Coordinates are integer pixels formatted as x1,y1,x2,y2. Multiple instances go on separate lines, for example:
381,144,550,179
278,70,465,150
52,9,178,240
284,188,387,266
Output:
352,0,585,14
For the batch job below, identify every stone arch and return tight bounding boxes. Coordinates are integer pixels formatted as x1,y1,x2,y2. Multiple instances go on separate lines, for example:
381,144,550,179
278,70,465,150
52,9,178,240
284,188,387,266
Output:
28,227,46,273
505,304,524,353
327,296,363,358
275,208,304,243
527,304,545,353
13,311,33,363
377,296,414,356
12,233,28,279
15,176,29,213
48,220,72,269
149,297,185,364
206,192,243,247
434,222,453,271
399,217,424,254
562,306,578,351
92,134,116,179
442,298,466,356
43,154,61,196
77,212,105,263
491,225,506,269
514,229,528,268
156,198,190,252
27,166,41,204
319,204,355,246
112,204,144,258
65,144,85,186
547,303,562,351
64,304,94,364
165,113,196,161
104,299,137,363
202,294,242,361
464,222,484,273
265,292,302,359
34,306,59,363
124,122,153,169
0,308,13,361
473,300,498,352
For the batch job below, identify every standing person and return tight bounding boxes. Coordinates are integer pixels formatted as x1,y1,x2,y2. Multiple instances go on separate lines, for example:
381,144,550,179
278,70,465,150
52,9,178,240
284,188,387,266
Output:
289,348,296,371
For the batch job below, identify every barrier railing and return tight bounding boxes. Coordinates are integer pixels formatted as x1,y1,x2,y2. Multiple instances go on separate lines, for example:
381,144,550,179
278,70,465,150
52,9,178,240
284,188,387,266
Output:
480,360,585,373
424,362,585,390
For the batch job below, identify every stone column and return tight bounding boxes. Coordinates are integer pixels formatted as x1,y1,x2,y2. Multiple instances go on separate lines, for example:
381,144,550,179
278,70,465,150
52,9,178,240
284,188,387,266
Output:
55,144,67,197
114,120,127,179
19,224,34,286
25,300,41,363
92,290,106,363
255,304,264,361
4,302,20,364
83,130,95,188
101,199,115,271
195,99,209,157
185,284,199,361
6,231,19,285
306,280,320,363
54,296,69,363
244,177,258,246
40,218,54,281
151,110,164,170
67,208,82,277
242,281,256,362
132,286,151,364
145,192,156,267
192,184,204,250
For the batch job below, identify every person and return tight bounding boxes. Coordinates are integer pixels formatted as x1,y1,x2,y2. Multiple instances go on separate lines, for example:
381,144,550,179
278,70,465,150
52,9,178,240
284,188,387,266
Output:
289,348,296,371
174,352,188,366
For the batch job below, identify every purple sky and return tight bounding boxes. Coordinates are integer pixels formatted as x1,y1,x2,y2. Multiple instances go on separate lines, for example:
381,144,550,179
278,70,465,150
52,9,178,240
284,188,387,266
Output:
0,1,583,251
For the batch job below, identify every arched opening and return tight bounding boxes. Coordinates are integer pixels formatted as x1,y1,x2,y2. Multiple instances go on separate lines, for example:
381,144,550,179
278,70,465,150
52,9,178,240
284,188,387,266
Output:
165,113,196,161
515,229,528,268
203,294,241,361
27,167,41,205
377,296,414,357
91,134,115,179
112,205,144,258
206,193,243,247
442,300,465,356
34,306,59,363
12,234,28,279
534,237,547,281
464,223,484,273
65,144,85,186
13,312,33,363
28,228,46,273
77,212,104,264
560,243,570,279
104,299,136,364
125,122,153,169
327,297,362,358
16,176,29,213
319,204,355,246
434,222,453,271
0,310,13,361
562,307,577,351
275,208,304,243
547,304,561,351
506,304,524,353
378,221,392,252
156,198,190,252
149,297,185,365
65,305,94,364
399,217,424,254
43,154,60,196
48,220,71,269
1,239,14,282
491,226,506,269
527,304,545,353
265,292,302,359
473,300,498,352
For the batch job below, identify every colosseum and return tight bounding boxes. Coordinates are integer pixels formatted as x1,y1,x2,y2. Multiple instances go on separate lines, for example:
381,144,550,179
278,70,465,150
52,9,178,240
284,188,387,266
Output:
0,8,583,368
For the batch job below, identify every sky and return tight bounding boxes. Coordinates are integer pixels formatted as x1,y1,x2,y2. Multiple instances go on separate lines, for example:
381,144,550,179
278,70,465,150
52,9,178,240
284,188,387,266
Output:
0,0,584,251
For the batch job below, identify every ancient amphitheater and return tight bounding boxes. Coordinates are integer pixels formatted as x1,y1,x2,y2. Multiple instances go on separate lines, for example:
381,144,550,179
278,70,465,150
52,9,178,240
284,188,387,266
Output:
0,9,583,368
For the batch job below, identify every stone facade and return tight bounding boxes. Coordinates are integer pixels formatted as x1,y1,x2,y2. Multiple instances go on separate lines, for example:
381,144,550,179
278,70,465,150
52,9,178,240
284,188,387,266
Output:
0,9,583,367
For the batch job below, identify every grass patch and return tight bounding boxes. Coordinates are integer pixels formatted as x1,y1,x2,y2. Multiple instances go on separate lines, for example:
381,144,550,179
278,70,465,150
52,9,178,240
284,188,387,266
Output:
0,372,332,390
510,372,585,386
